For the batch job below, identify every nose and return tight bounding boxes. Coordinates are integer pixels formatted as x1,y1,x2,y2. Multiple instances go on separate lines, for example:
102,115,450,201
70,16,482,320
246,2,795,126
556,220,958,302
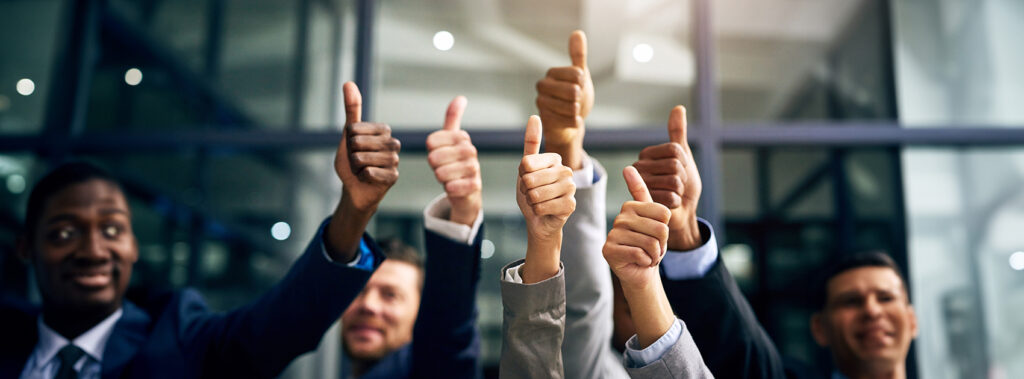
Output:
77,228,110,261
355,290,383,315
862,296,883,318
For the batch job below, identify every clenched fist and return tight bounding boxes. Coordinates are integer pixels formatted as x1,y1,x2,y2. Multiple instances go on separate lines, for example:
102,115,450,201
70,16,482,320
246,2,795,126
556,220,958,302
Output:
603,166,672,289
536,30,593,170
632,106,702,251
426,96,481,226
335,82,401,211
517,115,576,283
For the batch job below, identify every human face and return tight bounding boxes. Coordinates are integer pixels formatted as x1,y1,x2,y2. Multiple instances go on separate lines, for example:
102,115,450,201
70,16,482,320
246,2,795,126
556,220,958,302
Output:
341,260,422,361
19,179,137,315
811,266,918,375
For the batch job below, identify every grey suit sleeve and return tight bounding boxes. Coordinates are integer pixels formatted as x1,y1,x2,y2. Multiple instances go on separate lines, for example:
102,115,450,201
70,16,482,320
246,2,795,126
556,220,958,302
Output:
624,319,715,379
499,259,566,379
562,158,630,378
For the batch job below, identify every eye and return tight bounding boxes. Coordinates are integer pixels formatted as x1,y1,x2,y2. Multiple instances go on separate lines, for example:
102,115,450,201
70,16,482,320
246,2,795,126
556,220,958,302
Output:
46,226,77,243
102,225,121,238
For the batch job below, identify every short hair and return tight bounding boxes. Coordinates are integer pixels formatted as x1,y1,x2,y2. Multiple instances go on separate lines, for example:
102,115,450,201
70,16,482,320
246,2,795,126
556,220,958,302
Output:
24,161,124,240
376,238,424,288
377,237,423,269
813,251,909,310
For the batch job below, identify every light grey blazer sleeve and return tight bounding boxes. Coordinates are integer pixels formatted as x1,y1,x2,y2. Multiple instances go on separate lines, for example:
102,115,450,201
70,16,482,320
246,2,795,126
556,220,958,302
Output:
624,319,715,379
562,158,630,379
499,259,566,379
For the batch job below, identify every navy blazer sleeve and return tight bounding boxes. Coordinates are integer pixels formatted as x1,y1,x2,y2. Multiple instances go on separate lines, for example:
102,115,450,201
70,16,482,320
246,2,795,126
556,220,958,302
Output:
409,225,483,379
178,217,383,378
662,255,787,379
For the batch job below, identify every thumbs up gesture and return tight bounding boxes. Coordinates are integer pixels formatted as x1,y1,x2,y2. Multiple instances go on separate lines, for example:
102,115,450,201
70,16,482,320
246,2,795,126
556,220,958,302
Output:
632,106,703,251
334,82,401,212
426,96,482,226
535,30,594,170
603,166,672,288
516,116,576,283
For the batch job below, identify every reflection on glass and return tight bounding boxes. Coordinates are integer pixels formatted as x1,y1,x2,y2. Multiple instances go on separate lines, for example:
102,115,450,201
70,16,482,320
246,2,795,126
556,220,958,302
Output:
894,0,1024,127
374,0,695,129
904,148,1024,379
0,0,64,134
716,0,896,122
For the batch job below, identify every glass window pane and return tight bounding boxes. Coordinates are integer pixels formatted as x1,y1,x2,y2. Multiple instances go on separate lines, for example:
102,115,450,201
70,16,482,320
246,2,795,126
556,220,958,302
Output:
894,0,1024,127
903,147,1024,379
716,0,896,123
374,0,696,130
0,0,65,135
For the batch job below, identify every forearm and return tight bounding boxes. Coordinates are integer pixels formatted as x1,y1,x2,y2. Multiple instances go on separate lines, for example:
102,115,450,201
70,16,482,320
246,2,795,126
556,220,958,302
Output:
622,278,676,349
521,231,563,284
325,191,375,262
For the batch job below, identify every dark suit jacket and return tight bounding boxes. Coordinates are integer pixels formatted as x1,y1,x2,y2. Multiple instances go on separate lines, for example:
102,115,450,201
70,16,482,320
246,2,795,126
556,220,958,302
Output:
351,226,483,379
0,218,383,379
662,256,788,379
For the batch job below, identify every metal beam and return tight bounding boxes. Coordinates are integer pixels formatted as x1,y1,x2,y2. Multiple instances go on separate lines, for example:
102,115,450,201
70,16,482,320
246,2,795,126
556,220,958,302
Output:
6,125,1024,153
353,0,377,120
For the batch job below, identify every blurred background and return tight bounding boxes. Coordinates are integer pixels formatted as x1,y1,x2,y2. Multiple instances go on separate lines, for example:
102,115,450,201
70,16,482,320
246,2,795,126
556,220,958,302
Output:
1,0,1023,378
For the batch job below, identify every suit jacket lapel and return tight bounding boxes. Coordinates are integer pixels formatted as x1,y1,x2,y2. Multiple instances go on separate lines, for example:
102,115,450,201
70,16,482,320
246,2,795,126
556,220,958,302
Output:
101,301,151,378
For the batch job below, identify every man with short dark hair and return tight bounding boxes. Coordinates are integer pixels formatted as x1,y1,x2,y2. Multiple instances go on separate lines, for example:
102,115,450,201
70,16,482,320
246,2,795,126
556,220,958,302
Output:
1,81,399,378
810,252,918,379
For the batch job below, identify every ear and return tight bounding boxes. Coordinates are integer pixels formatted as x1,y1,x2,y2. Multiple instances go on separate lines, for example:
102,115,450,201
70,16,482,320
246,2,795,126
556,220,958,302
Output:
908,304,919,338
810,312,830,347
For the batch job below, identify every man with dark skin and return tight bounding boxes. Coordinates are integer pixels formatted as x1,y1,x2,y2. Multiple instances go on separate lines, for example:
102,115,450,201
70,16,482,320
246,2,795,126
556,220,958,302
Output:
2,81,401,378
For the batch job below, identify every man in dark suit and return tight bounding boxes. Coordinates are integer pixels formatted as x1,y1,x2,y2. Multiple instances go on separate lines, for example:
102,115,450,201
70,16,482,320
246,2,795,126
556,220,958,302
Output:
2,81,400,379
337,96,482,379
626,108,919,378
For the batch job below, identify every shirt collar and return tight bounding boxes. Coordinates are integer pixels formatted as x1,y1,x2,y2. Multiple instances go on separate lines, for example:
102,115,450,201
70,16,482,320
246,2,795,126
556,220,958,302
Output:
34,308,124,368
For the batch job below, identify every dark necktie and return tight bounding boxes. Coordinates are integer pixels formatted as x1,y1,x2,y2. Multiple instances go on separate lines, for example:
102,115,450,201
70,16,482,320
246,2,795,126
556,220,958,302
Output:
54,344,85,379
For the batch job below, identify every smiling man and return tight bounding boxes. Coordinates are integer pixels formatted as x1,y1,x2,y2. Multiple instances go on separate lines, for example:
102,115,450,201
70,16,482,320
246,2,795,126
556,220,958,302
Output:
811,252,919,379
1,82,402,379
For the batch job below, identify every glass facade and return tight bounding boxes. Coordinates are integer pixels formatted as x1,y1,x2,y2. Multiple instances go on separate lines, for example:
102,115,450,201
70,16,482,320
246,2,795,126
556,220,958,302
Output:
1,1,1022,378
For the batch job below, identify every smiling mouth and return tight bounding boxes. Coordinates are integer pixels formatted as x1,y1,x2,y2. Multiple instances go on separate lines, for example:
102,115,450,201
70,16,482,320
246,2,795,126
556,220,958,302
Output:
856,328,895,344
347,325,384,339
66,269,114,289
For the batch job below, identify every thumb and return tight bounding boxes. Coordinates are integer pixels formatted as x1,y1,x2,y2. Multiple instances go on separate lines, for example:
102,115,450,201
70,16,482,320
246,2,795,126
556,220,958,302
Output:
624,166,653,202
668,105,686,145
443,96,467,131
523,115,542,156
569,30,587,69
343,81,362,125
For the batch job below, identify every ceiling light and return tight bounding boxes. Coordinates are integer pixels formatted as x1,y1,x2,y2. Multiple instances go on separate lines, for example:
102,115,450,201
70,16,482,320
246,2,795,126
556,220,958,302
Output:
632,43,654,63
433,31,454,51
16,78,34,96
125,68,143,86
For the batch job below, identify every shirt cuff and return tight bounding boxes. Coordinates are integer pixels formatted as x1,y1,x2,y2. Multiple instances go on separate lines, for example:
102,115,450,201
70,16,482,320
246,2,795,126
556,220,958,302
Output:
661,218,718,280
623,318,684,368
422,193,483,245
501,261,563,284
572,154,601,189
320,227,376,271
503,262,525,283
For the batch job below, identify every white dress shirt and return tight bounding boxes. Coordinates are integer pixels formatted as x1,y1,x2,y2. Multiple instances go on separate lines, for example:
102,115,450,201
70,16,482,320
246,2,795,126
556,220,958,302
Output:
20,308,123,379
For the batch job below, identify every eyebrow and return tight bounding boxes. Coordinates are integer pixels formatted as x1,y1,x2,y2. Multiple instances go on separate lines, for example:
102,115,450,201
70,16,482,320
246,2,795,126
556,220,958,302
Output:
43,209,130,225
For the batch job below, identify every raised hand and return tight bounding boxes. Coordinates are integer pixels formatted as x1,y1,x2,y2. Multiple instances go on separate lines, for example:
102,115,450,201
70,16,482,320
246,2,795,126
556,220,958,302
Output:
603,166,672,288
426,96,481,226
334,81,401,211
632,106,703,251
516,116,576,284
535,30,594,170
326,82,400,261
604,166,676,349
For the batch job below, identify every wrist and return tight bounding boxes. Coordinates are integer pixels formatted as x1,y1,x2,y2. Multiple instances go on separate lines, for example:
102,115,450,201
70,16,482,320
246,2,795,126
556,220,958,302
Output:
449,206,479,226
667,211,702,251
341,190,380,214
543,140,584,170
522,231,562,284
